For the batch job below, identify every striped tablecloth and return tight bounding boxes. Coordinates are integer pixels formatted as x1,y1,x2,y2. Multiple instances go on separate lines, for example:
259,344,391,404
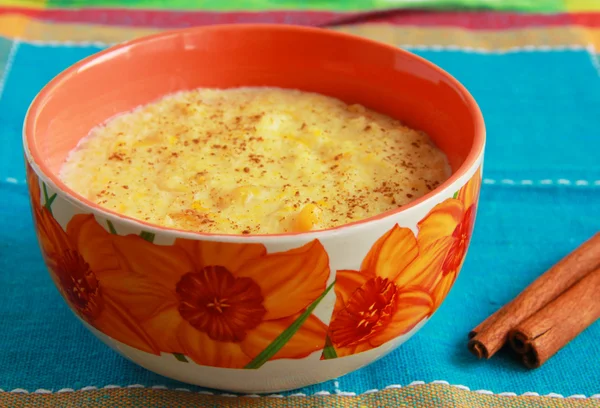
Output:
1,1,600,407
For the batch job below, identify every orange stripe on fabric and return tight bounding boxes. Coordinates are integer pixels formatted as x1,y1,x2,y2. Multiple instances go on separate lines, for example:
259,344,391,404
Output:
0,16,599,50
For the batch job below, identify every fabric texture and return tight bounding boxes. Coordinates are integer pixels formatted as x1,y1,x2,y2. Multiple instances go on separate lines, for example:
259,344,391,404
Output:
3,384,600,407
3,0,589,12
0,0,598,12
1,1,600,406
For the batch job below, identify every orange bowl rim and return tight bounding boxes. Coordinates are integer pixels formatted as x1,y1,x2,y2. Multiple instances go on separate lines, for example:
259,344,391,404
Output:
24,23,486,242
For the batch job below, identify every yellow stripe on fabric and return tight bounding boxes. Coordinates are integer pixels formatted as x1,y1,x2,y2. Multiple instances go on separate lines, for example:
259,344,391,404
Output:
564,0,600,12
0,14,32,38
2,16,599,51
340,24,600,51
0,14,159,43
0,0,46,8
1,384,599,407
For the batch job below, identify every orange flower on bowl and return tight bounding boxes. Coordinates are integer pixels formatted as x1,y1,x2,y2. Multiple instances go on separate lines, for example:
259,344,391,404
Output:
325,225,453,357
26,164,161,354
107,237,330,368
416,168,482,309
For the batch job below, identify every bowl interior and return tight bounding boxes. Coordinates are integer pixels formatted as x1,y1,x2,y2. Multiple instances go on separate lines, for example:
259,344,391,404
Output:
26,25,482,186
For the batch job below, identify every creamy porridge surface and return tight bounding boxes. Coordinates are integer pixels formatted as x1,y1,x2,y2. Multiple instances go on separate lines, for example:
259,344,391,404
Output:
60,87,450,234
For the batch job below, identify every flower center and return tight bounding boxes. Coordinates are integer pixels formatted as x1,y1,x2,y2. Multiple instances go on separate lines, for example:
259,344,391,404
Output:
329,277,398,348
206,297,230,313
56,249,103,320
176,265,266,342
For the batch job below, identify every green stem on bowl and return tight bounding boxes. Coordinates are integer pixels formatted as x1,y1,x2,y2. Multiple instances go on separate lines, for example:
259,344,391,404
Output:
322,336,338,360
42,182,49,203
106,220,117,235
453,191,459,199
173,353,189,363
140,231,156,243
42,183,57,214
244,281,335,370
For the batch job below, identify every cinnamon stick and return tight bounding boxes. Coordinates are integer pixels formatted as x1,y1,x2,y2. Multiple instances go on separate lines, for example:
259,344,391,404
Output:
468,233,600,359
508,267,600,368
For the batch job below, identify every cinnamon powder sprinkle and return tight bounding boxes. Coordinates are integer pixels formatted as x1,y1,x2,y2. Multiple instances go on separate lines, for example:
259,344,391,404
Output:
61,87,450,234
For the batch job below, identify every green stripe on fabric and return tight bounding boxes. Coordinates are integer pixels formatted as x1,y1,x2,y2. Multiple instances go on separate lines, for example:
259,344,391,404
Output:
37,0,565,12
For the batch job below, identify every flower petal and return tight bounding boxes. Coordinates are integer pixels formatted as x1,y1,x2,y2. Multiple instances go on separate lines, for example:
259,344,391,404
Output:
34,208,71,261
93,295,161,355
235,240,330,320
175,239,267,272
26,164,70,264
92,234,193,324
417,199,464,249
368,288,432,347
394,236,454,290
458,168,482,209
362,225,418,281
332,340,373,358
431,272,457,311
137,303,188,353
333,270,369,314
68,228,193,326
26,163,41,209
240,314,327,361
100,269,179,323
110,233,194,290
67,214,121,274
177,322,251,368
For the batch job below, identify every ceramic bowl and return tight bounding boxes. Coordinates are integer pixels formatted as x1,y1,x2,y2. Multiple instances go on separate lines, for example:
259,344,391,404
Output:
23,24,485,393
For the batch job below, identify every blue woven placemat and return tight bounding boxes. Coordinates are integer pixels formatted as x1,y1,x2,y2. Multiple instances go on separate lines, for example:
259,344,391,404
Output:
0,37,599,398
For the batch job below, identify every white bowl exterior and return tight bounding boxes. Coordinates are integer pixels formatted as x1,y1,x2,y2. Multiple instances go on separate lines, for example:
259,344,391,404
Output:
25,149,483,393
